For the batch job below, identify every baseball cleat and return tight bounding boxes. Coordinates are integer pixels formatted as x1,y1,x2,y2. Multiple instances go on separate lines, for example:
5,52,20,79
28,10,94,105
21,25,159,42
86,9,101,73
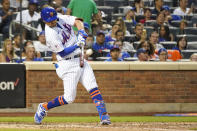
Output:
100,114,111,125
34,103,47,124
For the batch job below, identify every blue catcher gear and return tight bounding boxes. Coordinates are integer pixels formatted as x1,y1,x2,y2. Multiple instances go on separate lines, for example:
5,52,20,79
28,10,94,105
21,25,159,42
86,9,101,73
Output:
41,7,57,22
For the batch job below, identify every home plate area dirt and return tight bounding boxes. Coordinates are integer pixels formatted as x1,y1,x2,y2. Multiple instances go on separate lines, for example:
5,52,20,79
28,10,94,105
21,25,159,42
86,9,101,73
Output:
0,122,197,131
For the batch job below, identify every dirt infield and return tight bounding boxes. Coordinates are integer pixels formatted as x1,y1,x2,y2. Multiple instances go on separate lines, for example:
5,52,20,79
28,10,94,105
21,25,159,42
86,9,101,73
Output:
0,122,196,131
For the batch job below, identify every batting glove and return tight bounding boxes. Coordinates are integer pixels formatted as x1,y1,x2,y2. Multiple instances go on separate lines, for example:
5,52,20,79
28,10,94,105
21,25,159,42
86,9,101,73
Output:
76,39,85,47
78,29,88,40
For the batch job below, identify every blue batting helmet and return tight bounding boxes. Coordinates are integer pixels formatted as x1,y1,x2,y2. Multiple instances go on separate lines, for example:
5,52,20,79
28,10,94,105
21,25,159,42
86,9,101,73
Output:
41,7,57,22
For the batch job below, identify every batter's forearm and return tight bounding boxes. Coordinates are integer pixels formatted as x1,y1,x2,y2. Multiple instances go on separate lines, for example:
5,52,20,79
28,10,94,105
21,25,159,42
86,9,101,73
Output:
74,19,84,30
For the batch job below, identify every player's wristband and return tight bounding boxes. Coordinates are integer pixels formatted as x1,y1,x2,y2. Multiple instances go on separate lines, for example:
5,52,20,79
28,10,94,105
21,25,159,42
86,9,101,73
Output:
78,29,88,39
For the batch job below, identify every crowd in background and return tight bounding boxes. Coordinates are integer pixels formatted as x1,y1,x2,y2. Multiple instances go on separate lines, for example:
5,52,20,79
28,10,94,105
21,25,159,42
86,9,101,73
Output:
0,0,197,63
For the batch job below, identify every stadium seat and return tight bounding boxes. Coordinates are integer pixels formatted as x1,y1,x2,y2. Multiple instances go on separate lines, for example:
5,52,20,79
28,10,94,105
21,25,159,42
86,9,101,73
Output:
167,50,182,61
104,0,128,13
164,0,174,7
112,13,124,21
182,50,197,59
133,41,140,49
159,41,177,49
144,26,154,38
124,57,138,61
169,27,179,37
182,15,194,21
125,21,135,33
128,50,137,57
96,57,111,61
143,0,154,7
38,0,49,7
97,6,114,16
184,28,197,35
136,15,145,22
125,34,135,42
94,0,104,6
187,42,197,50
97,6,114,23
171,20,193,27
144,20,157,27
176,35,197,42
118,6,127,13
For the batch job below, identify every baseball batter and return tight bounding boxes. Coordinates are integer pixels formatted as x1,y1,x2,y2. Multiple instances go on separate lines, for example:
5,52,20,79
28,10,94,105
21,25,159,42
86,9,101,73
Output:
34,7,111,125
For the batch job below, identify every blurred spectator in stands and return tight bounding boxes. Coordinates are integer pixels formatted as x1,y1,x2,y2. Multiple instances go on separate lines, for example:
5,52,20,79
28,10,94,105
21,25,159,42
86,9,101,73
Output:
136,41,157,59
191,16,197,27
92,31,113,60
158,48,168,61
0,0,13,40
84,34,94,60
24,40,41,58
22,45,43,61
10,0,28,11
106,40,131,60
91,10,104,36
33,31,57,60
115,30,134,52
173,0,194,16
13,33,25,58
85,34,94,49
152,0,163,15
149,31,164,50
137,48,149,61
162,5,182,24
84,22,90,34
105,47,123,61
188,0,197,7
124,7,137,26
139,8,152,24
178,20,187,35
151,12,165,32
133,0,144,15
50,0,67,15
105,24,120,44
114,17,130,36
66,0,100,32
0,39,15,62
15,0,41,40
190,53,197,61
159,24,174,42
173,36,187,56
130,23,145,43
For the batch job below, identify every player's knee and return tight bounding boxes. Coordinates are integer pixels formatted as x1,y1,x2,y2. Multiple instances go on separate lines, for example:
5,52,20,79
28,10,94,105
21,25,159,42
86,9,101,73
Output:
63,95,75,104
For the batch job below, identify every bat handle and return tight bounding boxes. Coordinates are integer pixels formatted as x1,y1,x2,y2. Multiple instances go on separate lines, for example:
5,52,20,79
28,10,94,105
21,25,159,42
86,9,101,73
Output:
80,45,84,68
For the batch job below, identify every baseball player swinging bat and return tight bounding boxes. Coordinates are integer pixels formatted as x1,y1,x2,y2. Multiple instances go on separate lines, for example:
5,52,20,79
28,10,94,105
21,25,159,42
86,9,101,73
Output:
34,7,111,125
80,43,84,67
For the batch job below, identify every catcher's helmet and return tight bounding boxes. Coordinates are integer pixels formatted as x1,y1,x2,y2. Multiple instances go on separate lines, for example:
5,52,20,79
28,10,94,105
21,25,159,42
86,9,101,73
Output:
41,7,57,22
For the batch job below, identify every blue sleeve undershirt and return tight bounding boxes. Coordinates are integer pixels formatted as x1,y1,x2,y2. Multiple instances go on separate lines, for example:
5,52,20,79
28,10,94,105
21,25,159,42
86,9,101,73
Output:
58,45,79,57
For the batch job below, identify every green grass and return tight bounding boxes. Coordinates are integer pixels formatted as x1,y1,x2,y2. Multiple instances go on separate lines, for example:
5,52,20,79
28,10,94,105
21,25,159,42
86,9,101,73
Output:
0,116,197,123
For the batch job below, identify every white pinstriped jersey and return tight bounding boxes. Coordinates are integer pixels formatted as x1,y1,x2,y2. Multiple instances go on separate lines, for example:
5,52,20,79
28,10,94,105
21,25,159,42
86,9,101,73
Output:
45,14,81,61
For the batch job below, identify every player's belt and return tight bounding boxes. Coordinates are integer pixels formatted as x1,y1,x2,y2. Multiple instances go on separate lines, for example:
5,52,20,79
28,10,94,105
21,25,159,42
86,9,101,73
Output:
64,54,80,60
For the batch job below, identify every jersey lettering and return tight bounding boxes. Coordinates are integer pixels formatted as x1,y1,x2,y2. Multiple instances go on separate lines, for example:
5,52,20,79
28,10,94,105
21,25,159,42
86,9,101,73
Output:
61,24,72,45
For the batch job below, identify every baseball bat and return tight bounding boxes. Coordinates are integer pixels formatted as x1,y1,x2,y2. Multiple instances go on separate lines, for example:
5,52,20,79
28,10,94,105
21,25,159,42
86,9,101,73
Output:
80,44,84,68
